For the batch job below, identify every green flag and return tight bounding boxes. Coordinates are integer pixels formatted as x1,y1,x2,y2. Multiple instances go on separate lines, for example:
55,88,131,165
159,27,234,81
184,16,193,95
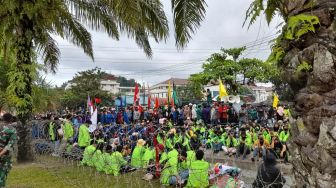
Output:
172,81,179,106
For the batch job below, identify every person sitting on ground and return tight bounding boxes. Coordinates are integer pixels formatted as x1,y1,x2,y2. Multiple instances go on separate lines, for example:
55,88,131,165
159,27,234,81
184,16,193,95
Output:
142,141,155,168
270,136,287,162
93,142,104,169
236,130,252,160
131,139,146,168
279,124,290,143
106,145,134,176
252,152,286,188
186,150,210,188
178,150,190,185
211,130,222,154
160,143,180,186
222,131,238,156
96,144,110,173
262,127,272,144
251,135,270,162
81,140,97,166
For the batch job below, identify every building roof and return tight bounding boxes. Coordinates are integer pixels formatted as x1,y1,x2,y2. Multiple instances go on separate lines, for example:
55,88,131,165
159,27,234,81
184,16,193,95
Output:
153,78,188,87
102,74,117,81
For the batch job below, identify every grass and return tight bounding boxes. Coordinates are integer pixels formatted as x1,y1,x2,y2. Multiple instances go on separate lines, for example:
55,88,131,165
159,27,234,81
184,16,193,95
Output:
7,155,161,188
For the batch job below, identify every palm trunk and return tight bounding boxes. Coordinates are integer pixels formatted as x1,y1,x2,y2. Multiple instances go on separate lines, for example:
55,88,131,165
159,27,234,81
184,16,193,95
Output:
13,15,35,163
281,0,336,187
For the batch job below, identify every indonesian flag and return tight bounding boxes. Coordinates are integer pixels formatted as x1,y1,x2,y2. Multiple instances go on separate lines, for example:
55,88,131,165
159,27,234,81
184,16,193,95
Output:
148,95,151,109
134,83,139,104
148,84,151,109
87,95,92,107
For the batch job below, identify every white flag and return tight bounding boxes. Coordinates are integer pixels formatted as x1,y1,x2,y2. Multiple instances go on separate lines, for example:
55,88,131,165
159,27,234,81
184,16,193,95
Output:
90,108,98,125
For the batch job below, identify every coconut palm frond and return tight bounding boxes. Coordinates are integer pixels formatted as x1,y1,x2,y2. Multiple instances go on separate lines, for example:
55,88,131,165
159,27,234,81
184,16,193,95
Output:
171,0,207,48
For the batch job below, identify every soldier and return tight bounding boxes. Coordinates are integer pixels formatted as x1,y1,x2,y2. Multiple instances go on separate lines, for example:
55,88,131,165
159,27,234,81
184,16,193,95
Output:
0,113,17,187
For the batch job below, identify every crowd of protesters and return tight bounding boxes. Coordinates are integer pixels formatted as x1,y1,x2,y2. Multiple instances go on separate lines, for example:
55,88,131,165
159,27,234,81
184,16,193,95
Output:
41,101,290,187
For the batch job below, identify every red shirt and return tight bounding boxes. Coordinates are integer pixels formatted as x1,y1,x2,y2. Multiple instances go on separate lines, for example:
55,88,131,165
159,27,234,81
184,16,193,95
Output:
218,105,229,119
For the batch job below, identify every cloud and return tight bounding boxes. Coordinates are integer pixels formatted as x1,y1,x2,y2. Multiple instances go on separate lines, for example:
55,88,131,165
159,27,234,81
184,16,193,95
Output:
44,0,281,86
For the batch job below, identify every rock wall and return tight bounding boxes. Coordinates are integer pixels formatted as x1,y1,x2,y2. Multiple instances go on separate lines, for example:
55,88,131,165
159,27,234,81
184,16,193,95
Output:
281,1,336,187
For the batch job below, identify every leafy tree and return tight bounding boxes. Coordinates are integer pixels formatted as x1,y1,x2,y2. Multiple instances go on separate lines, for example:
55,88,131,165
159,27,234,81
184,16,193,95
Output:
0,58,12,113
176,80,203,103
239,58,265,84
116,76,138,87
0,0,206,162
63,68,113,109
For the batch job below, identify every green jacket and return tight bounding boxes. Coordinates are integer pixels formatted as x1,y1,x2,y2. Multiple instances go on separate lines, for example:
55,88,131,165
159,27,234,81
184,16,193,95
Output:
96,152,109,172
142,147,155,168
160,149,178,186
186,160,210,188
179,150,196,171
81,145,96,166
49,122,55,141
78,124,90,147
279,130,290,143
238,136,252,148
92,150,102,169
159,152,168,164
186,150,196,168
131,146,145,168
157,135,164,145
105,151,127,176
63,121,74,140
165,138,174,150
263,131,272,144
182,137,191,151
225,137,238,147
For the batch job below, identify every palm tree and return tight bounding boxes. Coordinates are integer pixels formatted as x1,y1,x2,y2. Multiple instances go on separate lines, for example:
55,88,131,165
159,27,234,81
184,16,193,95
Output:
245,0,336,187
0,0,207,162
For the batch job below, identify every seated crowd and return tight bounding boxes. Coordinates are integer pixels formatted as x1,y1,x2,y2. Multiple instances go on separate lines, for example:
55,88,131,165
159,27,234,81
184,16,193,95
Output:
45,102,291,187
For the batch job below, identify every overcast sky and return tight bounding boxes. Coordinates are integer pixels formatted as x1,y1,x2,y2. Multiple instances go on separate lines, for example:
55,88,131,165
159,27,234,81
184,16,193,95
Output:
43,0,281,86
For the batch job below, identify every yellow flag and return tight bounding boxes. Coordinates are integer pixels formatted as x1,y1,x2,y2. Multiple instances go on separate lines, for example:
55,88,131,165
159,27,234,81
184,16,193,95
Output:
168,80,172,103
273,94,279,108
219,79,228,98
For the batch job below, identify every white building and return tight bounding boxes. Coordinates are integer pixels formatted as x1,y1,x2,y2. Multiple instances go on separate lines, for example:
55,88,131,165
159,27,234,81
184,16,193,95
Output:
100,75,120,94
150,78,188,98
246,85,273,103
204,82,273,103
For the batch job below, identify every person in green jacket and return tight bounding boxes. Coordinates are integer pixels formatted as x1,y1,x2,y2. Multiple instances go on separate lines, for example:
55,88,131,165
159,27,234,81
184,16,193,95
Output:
131,139,146,168
78,120,91,148
96,145,109,173
236,130,252,160
160,144,179,186
81,141,97,166
92,143,104,169
165,134,175,151
186,150,210,188
157,133,165,146
105,145,128,176
262,128,272,144
279,124,290,143
142,142,155,168
63,115,74,141
222,131,238,156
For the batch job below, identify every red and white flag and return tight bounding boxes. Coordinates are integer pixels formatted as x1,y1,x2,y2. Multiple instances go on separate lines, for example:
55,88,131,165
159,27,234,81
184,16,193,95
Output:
134,83,140,105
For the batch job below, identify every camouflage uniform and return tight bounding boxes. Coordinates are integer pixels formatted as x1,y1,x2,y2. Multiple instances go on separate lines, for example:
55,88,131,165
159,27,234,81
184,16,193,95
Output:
0,124,17,187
